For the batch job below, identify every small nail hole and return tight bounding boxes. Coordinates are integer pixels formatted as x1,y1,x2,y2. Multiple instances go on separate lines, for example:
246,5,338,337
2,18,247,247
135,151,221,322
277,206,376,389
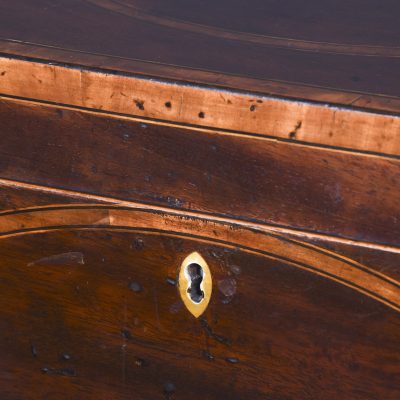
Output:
134,100,145,110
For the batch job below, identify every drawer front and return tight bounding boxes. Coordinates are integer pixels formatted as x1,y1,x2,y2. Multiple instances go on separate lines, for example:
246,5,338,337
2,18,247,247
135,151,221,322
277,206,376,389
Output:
0,204,399,399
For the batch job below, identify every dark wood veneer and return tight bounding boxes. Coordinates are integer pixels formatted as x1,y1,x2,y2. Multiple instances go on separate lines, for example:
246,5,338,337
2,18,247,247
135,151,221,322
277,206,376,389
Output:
0,2,399,398
1,98,399,247
0,227,399,399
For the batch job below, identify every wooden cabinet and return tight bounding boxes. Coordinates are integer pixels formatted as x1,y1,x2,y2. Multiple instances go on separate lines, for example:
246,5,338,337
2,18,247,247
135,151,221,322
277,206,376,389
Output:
0,1,399,398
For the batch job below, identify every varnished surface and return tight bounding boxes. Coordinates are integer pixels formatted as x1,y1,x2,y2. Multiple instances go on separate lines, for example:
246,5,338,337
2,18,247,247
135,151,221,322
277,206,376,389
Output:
1,2,400,398
1,205,399,310
0,205,399,399
1,61,400,156
0,0,400,111
0,141,399,398
3,39,400,116
1,179,399,277
1,98,399,247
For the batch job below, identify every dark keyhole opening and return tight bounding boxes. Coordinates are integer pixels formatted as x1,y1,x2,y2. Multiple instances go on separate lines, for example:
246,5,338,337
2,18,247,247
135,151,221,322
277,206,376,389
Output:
186,263,204,303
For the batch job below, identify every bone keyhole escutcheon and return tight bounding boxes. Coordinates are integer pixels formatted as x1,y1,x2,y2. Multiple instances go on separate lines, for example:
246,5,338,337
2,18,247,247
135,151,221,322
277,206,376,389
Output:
178,252,212,317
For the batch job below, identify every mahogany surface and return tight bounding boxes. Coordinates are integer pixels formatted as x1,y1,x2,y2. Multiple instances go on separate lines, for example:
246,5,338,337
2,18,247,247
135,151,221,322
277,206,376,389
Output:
0,1,399,399
0,98,399,248
1,0,400,102
0,227,399,400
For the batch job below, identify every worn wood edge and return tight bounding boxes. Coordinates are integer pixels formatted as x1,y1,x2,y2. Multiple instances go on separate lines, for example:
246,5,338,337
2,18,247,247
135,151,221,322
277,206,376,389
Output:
1,56,400,156
4,38,400,114
1,95,399,164
1,177,400,255
0,204,399,312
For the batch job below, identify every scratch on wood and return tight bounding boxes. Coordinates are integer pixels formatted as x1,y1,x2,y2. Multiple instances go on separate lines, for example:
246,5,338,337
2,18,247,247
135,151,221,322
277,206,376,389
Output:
28,252,84,267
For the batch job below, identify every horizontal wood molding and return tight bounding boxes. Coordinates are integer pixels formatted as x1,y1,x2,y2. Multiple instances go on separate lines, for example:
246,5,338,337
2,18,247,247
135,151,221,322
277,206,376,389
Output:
1,56,400,156
1,97,399,248
2,175,400,299
3,39,400,114
1,177,400,256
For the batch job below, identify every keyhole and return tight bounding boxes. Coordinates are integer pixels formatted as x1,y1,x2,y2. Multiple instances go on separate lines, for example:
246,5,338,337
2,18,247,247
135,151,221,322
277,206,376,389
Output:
186,263,204,303
179,252,212,317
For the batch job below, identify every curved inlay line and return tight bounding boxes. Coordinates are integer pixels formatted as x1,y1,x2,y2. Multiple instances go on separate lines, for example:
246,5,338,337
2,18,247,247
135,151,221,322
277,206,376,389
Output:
0,204,399,312
86,0,400,58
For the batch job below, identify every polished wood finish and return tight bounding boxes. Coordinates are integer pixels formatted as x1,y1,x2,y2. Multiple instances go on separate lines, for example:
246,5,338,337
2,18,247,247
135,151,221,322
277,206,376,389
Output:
3,38,400,115
0,204,399,399
1,0,400,106
0,1,399,399
1,97,399,247
1,1,400,154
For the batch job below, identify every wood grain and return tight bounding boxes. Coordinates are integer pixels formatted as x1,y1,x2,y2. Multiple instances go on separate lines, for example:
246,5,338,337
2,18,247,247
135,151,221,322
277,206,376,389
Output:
1,3,399,397
1,97,399,248
1,58,400,155
86,0,400,57
292,234,400,282
0,225,399,399
0,158,399,399
4,38,400,114
1,204,400,311
1,178,400,275
0,0,400,103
